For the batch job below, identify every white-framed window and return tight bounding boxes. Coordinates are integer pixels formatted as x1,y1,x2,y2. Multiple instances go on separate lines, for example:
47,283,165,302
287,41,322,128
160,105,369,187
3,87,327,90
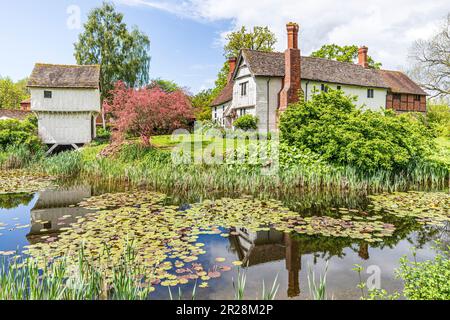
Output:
321,84,328,92
367,89,374,99
337,85,342,90
214,107,217,119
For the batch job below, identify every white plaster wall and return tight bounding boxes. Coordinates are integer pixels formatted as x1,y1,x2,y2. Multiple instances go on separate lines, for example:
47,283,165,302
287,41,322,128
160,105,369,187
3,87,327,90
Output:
37,112,94,144
301,80,388,111
212,102,229,126
30,88,101,112
255,77,283,132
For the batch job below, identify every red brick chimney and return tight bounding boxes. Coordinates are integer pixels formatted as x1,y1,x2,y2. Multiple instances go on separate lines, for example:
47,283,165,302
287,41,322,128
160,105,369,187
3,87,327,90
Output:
279,22,302,113
358,46,369,68
227,57,237,83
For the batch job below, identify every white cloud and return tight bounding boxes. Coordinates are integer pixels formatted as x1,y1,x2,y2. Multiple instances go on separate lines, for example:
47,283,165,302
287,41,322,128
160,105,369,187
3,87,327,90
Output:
116,0,449,70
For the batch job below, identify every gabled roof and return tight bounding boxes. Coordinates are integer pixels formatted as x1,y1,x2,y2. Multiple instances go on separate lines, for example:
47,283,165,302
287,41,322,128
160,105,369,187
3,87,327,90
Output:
28,63,100,89
241,49,285,77
211,49,427,106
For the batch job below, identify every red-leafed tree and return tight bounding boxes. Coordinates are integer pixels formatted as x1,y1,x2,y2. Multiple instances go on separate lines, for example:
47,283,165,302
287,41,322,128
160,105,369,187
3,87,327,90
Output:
104,81,194,145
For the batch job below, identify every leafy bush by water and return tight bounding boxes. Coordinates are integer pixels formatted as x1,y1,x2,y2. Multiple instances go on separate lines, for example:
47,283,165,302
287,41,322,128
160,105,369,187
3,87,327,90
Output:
280,89,436,173
0,115,42,152
396,245,450,300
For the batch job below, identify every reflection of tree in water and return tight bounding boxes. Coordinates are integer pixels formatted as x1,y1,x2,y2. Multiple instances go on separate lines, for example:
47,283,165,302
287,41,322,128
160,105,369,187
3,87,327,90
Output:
0,193,34,209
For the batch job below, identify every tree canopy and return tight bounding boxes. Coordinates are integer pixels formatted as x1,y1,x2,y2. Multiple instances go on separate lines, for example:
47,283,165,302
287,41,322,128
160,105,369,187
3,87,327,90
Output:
191,89,214,121
148,79,181,93
214,26,277,96
74,1,151,99
311,44,382,69
0,77,29,109
223,26,277,58
104,82,193,145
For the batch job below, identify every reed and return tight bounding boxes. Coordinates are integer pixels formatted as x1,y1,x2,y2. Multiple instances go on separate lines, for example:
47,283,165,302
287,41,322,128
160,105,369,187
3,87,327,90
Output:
24,141,450,196
307,262,329,300
0,244,154,300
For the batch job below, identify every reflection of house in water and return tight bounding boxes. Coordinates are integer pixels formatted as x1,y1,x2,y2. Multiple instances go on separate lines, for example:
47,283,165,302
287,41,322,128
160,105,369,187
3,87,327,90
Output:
229,228,301,298
27,186,92,244
229,228,370,298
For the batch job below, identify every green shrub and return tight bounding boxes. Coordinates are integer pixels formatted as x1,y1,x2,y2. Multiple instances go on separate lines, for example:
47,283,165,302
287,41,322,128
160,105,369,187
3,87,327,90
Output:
96,127,111,141
0,115,42,152
280,89,435,172
426,104,450,137
233,115,259,131
397,246,450,300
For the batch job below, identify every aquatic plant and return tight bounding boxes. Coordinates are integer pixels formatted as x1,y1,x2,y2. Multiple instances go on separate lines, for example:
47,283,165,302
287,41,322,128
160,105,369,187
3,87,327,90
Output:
307,262,329,300
369,191,450,226
0,243,155,300
396,244,450,300
23,191,405,295
232,268,247,300
261,274,280,301
0,170,54,194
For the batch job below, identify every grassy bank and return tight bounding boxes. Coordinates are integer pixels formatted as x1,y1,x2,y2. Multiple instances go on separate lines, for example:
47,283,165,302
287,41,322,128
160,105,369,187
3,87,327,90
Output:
7,134,445,198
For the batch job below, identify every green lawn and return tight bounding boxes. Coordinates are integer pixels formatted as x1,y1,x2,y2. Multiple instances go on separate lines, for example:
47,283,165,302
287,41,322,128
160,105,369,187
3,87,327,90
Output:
151,134,262,159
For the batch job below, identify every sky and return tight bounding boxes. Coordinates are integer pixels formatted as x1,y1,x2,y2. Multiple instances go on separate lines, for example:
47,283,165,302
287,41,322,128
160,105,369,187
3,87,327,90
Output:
0,0,448,93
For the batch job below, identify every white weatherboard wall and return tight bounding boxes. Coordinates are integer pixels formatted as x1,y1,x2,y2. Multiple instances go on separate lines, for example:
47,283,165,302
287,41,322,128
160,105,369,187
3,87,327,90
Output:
31,87,100,145
301,81,388,111
233,75,256,109
37,112,93,144
30,88,100,112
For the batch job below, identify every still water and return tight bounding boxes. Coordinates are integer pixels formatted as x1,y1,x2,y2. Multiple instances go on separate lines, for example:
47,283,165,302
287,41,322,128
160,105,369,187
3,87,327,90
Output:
0,182,447,300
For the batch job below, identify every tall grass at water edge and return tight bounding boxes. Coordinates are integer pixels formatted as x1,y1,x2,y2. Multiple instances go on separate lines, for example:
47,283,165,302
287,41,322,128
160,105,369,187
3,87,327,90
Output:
29,146,449,195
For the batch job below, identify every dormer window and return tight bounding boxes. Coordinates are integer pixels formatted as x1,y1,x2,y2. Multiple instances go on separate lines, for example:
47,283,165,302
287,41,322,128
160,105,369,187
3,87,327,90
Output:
44,90,52,99
240,82,248,96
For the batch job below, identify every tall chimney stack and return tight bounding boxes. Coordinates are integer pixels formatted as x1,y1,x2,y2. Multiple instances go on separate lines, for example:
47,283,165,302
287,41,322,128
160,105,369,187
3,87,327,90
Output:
358,46,369,68
279,22,302,114
227,57,237,83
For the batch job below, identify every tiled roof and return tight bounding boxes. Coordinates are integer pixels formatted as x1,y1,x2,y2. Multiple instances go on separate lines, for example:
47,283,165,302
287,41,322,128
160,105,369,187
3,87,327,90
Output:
211,80,234,107
377,70,427,95
0,109,31,120
211,49,427,106
28,63,100,89
241,50,285,77
301,56,388,88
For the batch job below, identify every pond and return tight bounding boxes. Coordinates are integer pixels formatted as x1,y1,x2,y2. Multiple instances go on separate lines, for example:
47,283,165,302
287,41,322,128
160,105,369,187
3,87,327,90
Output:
0,178,448,300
